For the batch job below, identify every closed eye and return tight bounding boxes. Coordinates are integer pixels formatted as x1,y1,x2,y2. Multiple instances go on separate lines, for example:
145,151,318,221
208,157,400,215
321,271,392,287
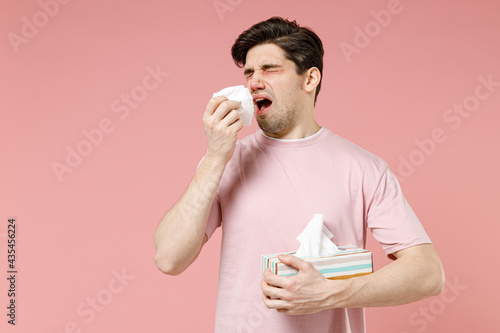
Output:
260,64,282,73
244,64,282,78
244,68,254,78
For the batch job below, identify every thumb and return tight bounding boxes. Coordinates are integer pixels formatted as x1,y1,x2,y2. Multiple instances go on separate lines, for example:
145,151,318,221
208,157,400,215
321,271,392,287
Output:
278,254,309,271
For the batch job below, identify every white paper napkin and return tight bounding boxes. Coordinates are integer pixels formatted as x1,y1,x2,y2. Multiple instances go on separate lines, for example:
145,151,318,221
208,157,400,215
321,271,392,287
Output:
296,214,339,257
212,85,253,126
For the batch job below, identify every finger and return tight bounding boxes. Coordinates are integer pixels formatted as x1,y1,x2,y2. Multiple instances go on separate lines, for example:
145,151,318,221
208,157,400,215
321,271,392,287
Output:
204,96,228,118
219,109,241,128
262,294,293,310
277,254,311,272
212,100,241,123
260,278,287,300
263,269,290,289
229,116,244,132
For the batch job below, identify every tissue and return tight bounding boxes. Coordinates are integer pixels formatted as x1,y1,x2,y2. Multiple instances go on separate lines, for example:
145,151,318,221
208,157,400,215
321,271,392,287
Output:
296,214,339,257
212,85,253,126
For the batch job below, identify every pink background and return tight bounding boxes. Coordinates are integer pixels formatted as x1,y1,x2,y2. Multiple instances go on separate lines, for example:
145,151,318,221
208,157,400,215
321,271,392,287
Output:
1,0,499,332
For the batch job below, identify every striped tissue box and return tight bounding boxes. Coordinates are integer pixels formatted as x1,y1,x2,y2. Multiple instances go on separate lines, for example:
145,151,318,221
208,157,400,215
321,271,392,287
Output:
261,245,373,280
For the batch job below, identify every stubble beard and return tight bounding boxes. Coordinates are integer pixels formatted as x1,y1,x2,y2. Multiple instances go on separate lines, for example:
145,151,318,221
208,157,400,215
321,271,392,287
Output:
256,108,295,135
256,90,302,136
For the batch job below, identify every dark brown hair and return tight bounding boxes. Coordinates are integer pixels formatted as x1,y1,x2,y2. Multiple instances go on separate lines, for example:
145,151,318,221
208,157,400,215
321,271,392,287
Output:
231,17,324,103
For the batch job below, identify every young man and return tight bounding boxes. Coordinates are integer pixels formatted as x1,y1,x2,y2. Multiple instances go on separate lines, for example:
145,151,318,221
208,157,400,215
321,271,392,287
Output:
154,17,444,332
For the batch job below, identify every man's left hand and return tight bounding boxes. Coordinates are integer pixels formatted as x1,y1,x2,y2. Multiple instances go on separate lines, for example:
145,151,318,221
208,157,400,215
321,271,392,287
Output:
260,254,347,315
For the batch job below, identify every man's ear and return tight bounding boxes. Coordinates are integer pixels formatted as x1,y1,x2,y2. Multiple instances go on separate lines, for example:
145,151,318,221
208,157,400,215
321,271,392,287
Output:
303,67,321,92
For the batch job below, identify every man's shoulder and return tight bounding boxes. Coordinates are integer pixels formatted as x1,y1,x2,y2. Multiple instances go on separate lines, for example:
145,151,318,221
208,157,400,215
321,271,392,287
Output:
321,128,388,168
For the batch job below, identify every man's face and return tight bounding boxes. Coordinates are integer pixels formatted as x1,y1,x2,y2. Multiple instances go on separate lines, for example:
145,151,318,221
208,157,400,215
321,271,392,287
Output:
244,43,307,136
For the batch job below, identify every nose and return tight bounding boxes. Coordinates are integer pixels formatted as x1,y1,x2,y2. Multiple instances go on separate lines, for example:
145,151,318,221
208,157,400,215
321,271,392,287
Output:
248,70,265,92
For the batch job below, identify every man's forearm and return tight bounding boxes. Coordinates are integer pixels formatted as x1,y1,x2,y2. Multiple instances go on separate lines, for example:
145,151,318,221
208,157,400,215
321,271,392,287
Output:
331,244,445,308
154,155,226,275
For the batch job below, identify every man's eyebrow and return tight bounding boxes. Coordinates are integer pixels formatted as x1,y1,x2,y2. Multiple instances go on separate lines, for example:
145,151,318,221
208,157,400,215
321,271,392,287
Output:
243,67,254,76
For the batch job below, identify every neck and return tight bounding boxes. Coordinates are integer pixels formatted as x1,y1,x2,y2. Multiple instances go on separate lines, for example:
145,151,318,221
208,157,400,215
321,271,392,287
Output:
262,118,322,140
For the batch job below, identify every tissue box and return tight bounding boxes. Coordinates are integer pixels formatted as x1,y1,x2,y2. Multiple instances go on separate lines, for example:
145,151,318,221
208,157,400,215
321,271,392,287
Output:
261,245,373,280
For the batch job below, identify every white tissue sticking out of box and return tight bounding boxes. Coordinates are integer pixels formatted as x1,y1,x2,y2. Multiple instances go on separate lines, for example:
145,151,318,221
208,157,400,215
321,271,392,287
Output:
212,85,253,126
295,214,339,257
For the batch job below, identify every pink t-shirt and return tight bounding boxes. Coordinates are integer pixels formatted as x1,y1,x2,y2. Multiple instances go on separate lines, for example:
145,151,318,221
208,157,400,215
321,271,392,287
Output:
202,126,431,333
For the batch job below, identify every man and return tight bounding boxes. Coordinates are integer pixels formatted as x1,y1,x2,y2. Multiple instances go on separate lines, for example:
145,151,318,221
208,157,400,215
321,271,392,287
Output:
154,17,444,332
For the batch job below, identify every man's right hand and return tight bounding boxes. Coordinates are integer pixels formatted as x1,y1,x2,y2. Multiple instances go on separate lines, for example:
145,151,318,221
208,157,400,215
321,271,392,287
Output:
202,96,245,165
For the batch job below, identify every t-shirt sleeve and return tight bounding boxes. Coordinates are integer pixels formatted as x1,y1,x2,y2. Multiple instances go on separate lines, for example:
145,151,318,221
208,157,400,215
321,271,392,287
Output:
196,156,222,240
367,166,431,257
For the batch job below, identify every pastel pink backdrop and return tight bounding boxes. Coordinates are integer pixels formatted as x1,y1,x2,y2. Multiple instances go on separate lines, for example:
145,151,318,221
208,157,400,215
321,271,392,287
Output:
1,0,498,332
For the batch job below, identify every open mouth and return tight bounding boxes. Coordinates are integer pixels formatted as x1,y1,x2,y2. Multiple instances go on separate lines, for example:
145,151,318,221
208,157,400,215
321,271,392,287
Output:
255,98,272,114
